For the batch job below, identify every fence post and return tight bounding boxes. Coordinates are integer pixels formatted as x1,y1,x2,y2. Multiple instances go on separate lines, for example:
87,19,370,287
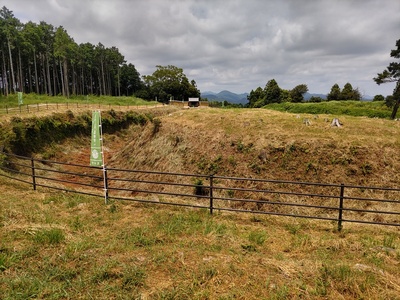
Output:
31,158,36,191
338,183,345,231
209,175,214,215
103,166,109,204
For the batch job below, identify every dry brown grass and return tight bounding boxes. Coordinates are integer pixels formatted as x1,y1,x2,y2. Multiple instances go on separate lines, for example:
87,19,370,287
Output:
103,107,400,187
1,106,400,299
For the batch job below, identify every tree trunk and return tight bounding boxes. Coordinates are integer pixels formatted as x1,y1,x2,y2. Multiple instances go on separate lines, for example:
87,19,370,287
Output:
80,67,84,95
63,59,69,98
391,99,400,119
391,82,400,120
90,72,93,95
2,51,8,96
18,49,24,93
33,50,39,94
28,63,32,92
59,59,65,96
71,64,76,96
7,39,16,93
46,54,52,96
118,66,121,96
42,54,48,95
53,57,57,95
101,59,106,95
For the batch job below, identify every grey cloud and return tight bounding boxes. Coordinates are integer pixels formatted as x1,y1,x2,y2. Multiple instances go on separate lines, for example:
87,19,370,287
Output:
5,0,400,95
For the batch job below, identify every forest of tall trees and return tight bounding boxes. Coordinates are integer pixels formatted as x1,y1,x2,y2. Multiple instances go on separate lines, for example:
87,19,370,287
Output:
0,6,143,98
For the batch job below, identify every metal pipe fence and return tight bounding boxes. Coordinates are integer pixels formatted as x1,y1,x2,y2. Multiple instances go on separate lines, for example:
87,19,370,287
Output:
1,151,399,231
0,102,162,116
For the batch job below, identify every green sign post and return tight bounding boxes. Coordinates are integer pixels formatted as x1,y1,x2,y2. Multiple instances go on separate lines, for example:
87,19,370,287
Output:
90,111,103,167
18,92,23,105
90,111,108,204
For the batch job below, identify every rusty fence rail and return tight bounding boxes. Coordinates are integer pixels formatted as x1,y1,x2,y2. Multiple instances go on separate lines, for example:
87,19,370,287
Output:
1,151,399,231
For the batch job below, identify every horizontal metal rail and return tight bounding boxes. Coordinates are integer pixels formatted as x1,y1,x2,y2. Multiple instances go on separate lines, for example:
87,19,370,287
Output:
0,150,399,231
0,103,163,116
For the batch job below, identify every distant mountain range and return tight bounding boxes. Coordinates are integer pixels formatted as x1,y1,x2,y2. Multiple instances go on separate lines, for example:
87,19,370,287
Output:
201,91,330,105
201,90,249,105
201,90,373,104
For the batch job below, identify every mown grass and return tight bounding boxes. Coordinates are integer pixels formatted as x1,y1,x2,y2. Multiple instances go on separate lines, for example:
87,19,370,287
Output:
265,100,393,118
0,175,399,299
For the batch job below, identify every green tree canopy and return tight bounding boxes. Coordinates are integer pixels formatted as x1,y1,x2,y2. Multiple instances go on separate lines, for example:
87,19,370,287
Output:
264,79,281,104
247,80,308,107
0,5,145,98
341,83,361,100
120,63,142,96
327,83,341,101
143,65,200,103
374,39,400,119
247,87,264,108
290,84,308,103
327,83,361,101
373,94,385,102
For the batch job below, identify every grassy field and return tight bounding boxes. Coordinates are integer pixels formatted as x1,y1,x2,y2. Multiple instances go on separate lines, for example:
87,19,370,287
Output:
1,102,400,299
1,174,399,299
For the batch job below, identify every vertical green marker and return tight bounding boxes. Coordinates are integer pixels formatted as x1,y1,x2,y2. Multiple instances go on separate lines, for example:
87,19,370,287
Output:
90,111,103,167
18,92,23,105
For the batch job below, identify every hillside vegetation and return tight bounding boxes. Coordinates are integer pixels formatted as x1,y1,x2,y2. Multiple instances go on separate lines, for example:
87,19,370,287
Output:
103,107,400,187
265,100,393,118
1,105,400,299
5,104,397,187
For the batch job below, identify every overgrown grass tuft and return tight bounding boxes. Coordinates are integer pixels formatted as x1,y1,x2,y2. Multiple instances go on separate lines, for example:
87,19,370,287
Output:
31,228,65,245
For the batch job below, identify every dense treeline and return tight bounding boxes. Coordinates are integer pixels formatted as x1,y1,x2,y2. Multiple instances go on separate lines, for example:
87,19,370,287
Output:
0,6,143,98
247,79,363,108
247,79,310,107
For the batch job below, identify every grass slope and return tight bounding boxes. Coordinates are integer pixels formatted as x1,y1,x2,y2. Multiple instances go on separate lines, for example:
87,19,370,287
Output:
1,105,400,299
105,107,400,187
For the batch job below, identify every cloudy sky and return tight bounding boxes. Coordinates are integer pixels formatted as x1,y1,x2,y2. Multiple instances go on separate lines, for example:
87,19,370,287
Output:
4,0,400,96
